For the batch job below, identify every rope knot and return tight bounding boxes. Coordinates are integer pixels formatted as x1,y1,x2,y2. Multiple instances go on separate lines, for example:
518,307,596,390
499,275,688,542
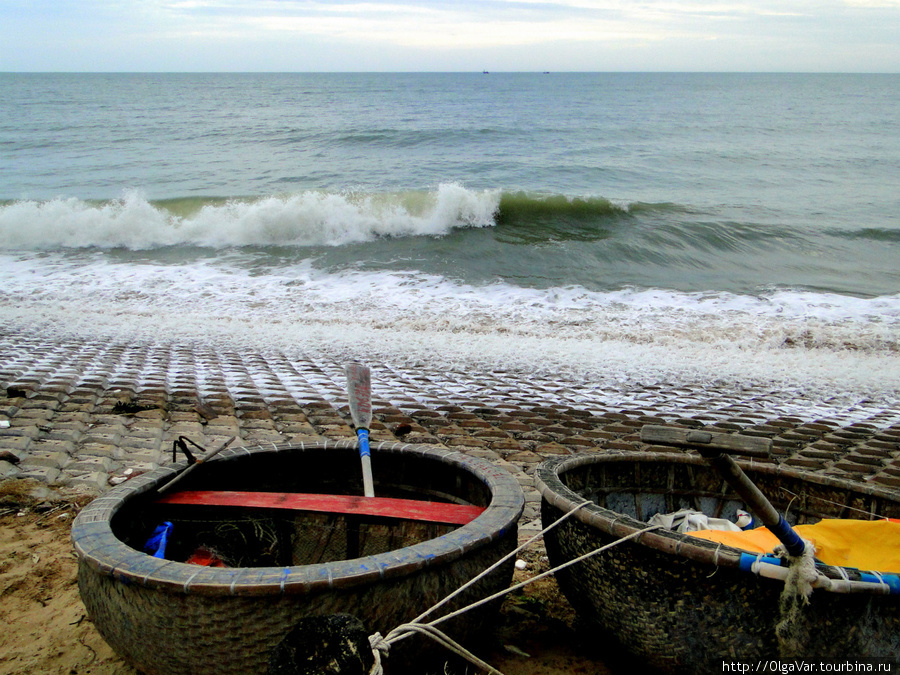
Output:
368,632,389,675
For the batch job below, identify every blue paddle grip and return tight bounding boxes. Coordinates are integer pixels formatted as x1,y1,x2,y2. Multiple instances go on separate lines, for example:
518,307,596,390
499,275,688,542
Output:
357,428,370,458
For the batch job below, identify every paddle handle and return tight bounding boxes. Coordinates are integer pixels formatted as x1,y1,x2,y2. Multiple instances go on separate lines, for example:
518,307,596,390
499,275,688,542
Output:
357,428,375,498
157,436,236,494
702,451,805,557
640,425,805,557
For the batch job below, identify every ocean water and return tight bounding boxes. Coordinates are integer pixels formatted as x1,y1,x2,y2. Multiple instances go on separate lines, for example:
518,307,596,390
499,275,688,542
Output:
1,72,899,407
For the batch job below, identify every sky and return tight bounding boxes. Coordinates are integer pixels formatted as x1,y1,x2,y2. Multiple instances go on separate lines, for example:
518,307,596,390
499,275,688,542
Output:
2,0,899,73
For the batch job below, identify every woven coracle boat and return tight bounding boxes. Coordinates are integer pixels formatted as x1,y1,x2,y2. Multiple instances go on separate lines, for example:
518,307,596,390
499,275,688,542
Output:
535,446,900,673
72,440,524,675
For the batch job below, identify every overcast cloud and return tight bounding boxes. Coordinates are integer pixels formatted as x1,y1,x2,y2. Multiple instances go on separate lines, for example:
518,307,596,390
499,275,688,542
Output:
2,0,899,71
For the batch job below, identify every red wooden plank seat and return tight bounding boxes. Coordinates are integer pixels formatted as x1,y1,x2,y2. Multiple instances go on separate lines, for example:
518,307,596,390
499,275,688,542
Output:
155,490,486,526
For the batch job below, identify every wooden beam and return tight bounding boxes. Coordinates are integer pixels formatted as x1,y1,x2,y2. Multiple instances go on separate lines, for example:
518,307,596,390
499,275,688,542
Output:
640,424,772,457
154,490,486,526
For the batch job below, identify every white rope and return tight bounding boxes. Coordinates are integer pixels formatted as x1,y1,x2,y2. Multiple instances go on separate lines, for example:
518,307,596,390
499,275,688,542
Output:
368,624,503,675
833,564,851,593
408,498,593,627
367,495,660,675
424,523,661,632
778,488,894,521
870,570,889,594
368,633,386,675
707,542,723,578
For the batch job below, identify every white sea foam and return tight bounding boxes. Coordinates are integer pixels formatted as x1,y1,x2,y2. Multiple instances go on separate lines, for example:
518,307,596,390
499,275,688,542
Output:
0,185,500,250
1,252,898,405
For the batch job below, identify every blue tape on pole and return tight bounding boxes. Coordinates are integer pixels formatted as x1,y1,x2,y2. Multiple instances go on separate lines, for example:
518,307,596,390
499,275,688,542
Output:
740,554,900,595
859,572,900,594
739,553,754,573
883,575,900,595
357,428,370,458
770,515,806,557
739,552,783,573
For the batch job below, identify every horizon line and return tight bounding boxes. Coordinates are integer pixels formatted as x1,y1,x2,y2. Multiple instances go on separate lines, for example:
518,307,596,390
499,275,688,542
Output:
3,69,900,76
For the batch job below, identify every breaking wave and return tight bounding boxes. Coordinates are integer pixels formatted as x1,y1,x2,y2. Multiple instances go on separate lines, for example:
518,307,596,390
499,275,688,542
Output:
0,187,700,251
0,185,501,250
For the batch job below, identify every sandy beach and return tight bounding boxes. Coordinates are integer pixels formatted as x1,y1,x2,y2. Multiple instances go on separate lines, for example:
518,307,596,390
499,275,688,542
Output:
2,332,900,674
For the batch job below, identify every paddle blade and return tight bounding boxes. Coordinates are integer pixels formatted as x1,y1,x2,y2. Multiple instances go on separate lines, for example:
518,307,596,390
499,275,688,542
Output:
345,363,372,429
346,363,375,497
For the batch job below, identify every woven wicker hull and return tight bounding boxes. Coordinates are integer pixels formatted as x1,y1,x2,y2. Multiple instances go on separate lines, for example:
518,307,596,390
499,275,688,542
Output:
536,451,900,673
73,441,524,675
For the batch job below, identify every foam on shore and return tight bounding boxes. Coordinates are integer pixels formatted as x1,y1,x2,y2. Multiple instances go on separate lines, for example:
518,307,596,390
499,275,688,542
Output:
2,331,899,432
1,251,898,410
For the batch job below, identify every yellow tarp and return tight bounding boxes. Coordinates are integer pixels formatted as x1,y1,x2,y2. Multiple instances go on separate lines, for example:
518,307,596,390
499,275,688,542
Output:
688,519,900,572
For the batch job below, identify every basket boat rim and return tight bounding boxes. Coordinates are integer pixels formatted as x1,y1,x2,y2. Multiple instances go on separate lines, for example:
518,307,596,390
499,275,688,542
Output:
534,449,900,576
72,440,524,596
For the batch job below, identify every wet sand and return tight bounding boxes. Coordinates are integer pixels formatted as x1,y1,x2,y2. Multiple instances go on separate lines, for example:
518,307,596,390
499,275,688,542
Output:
2,332,899,674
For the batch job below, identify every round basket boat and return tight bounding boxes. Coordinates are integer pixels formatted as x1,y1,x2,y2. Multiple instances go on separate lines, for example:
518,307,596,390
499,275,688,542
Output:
72,440,524,675
535,450,900,673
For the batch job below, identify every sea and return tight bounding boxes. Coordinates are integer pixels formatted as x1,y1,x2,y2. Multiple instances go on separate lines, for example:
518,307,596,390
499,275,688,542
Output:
1,72,899,414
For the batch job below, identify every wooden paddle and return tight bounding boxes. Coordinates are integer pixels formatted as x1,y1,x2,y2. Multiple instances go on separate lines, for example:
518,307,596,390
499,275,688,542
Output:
346,363,375,498
641,425,806,557
156,436,236,494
